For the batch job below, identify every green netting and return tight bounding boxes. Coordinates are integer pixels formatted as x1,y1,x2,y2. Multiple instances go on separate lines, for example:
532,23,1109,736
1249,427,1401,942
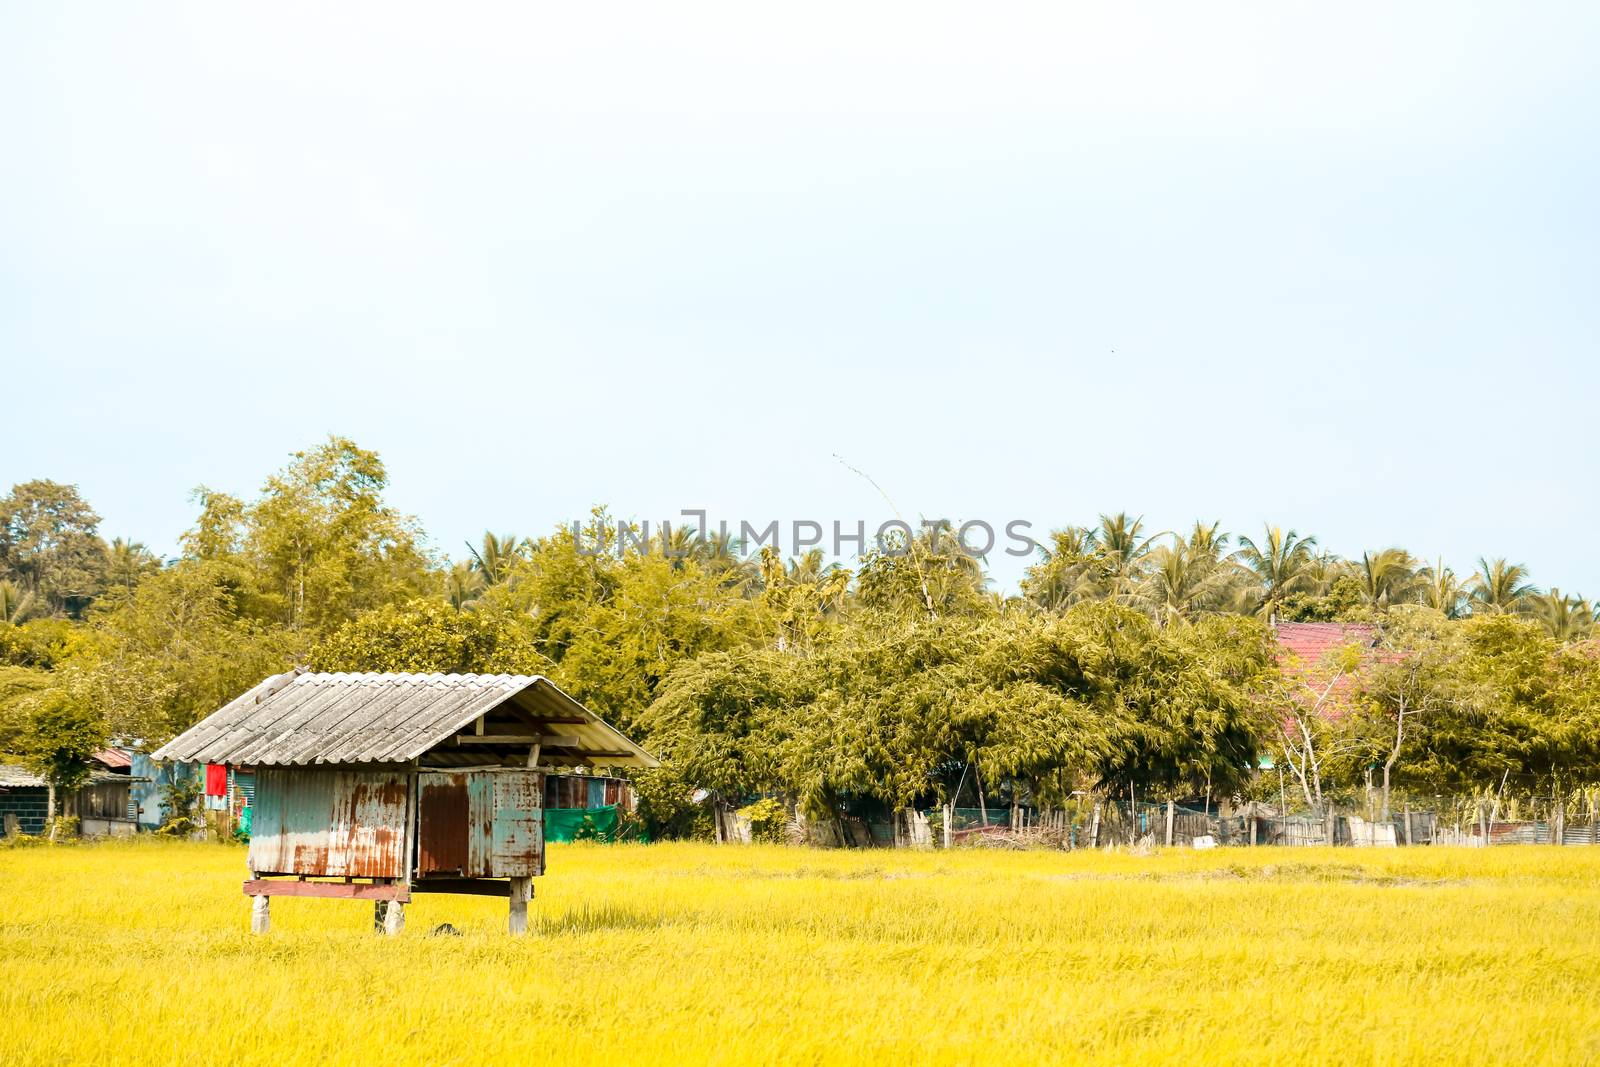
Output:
544,805,621,843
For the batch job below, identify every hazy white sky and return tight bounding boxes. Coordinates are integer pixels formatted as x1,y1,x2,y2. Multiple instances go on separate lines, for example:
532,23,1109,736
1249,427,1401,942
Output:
3,3,1597,592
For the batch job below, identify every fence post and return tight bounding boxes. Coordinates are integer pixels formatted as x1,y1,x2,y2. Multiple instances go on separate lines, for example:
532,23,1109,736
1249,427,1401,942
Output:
1165,800,1174,847
1090,803,1102,849
1401,803,1411,846
942,802,953,849
1326,805,1337,847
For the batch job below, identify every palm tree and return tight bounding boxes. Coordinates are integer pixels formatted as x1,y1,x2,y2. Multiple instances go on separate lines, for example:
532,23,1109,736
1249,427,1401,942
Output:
1022,526,1099,611
1132,521,1247,626
1417,558,1466,618
1184,521,1229,562
693,529,759,594
468,532,527,586
1468,557,1536,614
1236,525,1319,623
1091,512,1159,603
1531,588,1593,642
105,537,158,594
0,579,38,625
1299,551,1346,597
1357,547,1419,609
446,562,486,610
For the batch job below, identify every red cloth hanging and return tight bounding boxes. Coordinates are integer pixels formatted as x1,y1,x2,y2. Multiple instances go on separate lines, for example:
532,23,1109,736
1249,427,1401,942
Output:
204,763,228,797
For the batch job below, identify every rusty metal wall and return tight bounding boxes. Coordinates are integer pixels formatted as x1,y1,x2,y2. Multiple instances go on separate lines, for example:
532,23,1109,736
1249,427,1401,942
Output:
417,770,542,879
248,768,409,878
545,773,633,813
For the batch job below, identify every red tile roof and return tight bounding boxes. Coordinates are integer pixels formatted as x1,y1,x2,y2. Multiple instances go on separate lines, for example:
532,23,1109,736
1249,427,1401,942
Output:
1274,622,1377,661
1274,622,1381,718
92,748,131,769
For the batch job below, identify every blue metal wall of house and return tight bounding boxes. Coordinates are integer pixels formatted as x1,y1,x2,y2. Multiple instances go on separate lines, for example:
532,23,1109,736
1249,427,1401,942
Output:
129,753,197,829
130,755,256,828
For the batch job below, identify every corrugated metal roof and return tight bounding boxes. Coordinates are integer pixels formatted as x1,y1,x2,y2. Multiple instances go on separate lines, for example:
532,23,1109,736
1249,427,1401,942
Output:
93,748,131,769
0,764,131,788
151,671,658,769
0,764,46,788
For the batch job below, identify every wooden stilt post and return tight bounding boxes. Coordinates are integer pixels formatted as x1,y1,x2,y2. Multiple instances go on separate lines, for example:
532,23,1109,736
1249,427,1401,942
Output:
509,876,532,935
250,893,270,934
373,901,388,933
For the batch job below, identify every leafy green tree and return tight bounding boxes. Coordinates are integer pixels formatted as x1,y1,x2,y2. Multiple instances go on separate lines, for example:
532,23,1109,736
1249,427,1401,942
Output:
855,521,990,619
1356,608,1458,819
1278,575,1371,623
18,689,108,839
310,598,548,674
80,561,301,741
187,437,436,633
0,480,108,617
1401,615,1599,812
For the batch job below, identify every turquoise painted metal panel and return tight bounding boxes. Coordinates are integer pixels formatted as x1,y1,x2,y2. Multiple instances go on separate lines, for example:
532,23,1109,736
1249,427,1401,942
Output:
587,777,605,808
247,768,408,878
491,772,545,877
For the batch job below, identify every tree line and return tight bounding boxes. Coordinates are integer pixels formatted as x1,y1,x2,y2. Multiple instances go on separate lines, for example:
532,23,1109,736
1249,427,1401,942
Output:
2,436,1597,838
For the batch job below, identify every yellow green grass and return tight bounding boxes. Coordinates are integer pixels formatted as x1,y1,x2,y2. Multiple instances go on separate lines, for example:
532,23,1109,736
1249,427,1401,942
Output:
3,840,1598,1066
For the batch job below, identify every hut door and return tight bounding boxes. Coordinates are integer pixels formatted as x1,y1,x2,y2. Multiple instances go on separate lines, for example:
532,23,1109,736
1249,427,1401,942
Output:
416,772,493,878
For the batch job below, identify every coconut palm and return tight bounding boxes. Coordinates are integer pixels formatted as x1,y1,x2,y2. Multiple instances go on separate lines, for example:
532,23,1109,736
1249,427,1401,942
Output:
446,561,486,610
1021,526,1100,611
1132,524,1241,627
1184,521,1229,563
468,532,527,585
0,579,39,625
1090,512,1159,603
1236,525,1319,623
105,537,159,594
1417,558,1466,618
1468,557,1537,614
1531,588,1593,642
1299,551,1350,598
693,529,759,595
1357,547,1419,609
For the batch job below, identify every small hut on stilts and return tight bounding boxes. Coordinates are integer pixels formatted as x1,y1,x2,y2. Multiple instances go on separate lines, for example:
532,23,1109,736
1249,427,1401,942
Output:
152,670,657,934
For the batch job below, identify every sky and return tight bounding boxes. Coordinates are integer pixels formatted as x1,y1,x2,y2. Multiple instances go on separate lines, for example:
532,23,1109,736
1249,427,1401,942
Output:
3,3,1597,594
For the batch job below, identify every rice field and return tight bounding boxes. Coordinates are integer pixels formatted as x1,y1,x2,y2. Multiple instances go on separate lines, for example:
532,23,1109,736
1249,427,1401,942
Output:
2,840,1598,1066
